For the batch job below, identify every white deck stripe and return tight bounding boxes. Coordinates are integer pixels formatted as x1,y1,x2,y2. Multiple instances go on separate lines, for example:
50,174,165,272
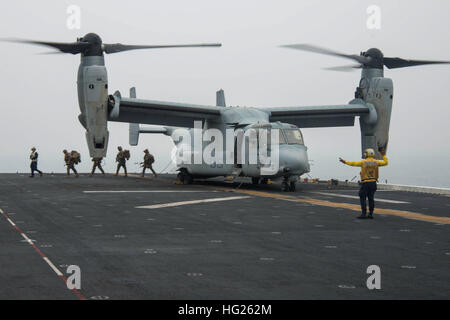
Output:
312,192,409,204
43,257,64,276
84,190,213,193
136,196,251,209
20,233,34,245
1,210,66,288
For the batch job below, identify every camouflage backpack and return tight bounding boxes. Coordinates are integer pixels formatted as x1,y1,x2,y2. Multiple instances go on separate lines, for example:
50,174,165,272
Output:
71,150,81,164
145,154,155,166
124,150,130,160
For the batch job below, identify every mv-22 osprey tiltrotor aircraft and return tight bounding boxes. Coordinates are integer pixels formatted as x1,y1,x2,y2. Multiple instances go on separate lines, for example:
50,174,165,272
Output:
6,34,450,191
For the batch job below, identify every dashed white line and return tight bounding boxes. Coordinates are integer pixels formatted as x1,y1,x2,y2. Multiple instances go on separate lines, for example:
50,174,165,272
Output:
0,208,85,299
43,257,64,276
20,233,34,245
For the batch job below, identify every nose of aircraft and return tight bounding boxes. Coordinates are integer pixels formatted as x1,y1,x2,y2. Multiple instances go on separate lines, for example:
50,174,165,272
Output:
279,145,309,174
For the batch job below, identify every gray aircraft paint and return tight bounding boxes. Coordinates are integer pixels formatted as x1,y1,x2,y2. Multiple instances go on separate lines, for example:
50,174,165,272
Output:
77,55,109,158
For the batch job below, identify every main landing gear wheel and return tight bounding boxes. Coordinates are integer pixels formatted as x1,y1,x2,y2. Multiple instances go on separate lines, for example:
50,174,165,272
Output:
177,170,193,185
251,177,260,185
281,177,296,192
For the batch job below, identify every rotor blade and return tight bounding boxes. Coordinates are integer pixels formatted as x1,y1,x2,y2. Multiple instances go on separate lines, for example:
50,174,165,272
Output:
280,44,371,65
103,43,222,54
323,64,362,72
383,57,450,69
0,38,90,54
36,51,67,55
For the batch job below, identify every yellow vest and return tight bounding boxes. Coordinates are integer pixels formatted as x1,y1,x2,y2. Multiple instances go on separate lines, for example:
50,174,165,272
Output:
360,160,379,182
343,155,388,183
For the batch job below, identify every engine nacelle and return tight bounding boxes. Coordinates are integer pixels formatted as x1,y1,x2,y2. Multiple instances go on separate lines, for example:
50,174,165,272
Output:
77,58,109,158
357,69,393,159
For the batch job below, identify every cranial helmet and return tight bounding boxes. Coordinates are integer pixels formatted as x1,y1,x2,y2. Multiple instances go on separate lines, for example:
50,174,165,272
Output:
118,146,123,151
363,148,375,158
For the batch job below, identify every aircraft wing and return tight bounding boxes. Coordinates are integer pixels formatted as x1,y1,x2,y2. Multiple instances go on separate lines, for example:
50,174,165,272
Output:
108,93,222,128
263,101,372,128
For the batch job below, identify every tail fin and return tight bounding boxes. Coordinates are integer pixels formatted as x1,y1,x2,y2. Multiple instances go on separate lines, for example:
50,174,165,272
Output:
129,123,172,146
216,89,226,107
129,87,140,146
129,123,140,146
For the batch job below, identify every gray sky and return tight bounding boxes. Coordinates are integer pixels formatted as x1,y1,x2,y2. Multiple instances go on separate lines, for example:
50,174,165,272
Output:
1,0,449,187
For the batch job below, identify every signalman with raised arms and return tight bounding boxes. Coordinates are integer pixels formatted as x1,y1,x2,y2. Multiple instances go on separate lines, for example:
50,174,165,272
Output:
339,147,388,219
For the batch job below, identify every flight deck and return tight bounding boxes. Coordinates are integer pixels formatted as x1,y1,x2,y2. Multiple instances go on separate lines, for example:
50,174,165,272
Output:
0,173,449,300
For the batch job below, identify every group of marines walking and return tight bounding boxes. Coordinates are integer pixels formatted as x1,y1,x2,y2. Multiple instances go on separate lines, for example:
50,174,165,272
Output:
29,146,157,179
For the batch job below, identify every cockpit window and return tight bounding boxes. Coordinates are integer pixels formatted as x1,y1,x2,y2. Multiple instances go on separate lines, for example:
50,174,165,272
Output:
251,129,286,148
267,129,286,145
278,130,287,144
283,129,304,145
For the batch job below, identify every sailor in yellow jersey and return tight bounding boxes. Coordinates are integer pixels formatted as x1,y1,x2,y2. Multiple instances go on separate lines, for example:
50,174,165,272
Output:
339,147,388,219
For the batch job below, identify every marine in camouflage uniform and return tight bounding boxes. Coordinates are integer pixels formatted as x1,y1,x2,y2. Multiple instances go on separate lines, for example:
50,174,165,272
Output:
114,146,127,177
63,149,79,177
89,157,105,176
141,149,157,177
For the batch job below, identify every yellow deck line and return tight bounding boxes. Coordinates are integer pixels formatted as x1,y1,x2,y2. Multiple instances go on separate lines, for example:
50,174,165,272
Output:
213,187,450,225
117,174,450,225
